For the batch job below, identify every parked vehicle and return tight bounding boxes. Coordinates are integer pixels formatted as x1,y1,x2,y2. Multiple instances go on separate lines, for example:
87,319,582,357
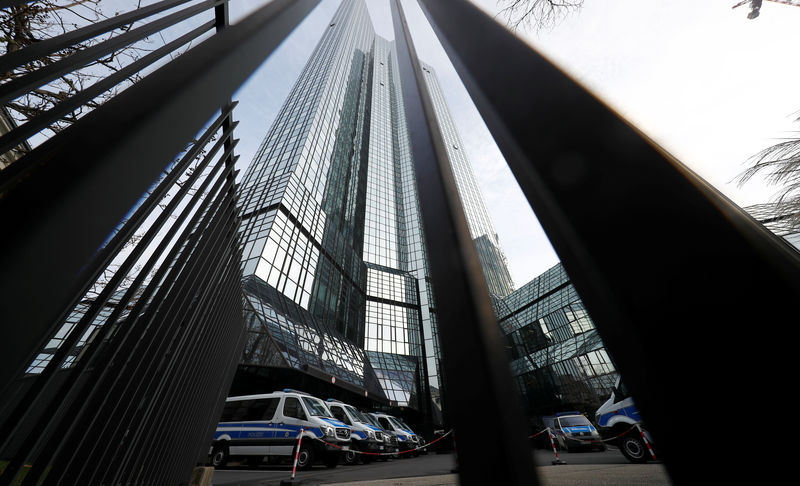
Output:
368,412,421,456
395,417,426,454
325,399,385,464
595,377,655,463
363,412,399,460
543,412,605,452
209,389,350,469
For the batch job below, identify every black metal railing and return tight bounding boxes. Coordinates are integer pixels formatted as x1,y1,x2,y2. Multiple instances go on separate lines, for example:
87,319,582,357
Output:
406,0,800,484
0,0,319,484
2,0,799,485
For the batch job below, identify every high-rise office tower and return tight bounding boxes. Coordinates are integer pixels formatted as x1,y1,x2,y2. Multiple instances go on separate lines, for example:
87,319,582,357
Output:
235,0,513,422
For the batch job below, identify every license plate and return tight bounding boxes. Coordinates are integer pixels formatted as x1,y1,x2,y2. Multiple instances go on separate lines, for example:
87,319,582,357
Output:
379,446,384,450
341,445,349,451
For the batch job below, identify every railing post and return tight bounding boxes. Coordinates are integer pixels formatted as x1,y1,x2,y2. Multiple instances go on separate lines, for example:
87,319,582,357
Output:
413,0,800,483
390,1,539,485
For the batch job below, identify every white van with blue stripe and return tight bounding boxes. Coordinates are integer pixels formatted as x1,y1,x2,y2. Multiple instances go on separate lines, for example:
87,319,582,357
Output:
368,412,421,456
595,378,655,463
325,399,385,464
209,389,351,469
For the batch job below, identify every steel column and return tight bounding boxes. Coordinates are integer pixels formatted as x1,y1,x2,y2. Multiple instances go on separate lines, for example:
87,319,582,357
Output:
415,0,800,483
391,1,539,485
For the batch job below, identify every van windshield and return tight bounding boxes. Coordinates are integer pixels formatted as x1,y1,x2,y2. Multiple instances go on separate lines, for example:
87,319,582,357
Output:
345,405,368,423
559,416,591,427
365,414,382,428
388,417,406,430
302,397,332,417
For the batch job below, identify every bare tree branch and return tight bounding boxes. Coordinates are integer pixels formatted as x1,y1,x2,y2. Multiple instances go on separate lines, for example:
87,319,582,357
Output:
497,0,584,32
1,0,148,143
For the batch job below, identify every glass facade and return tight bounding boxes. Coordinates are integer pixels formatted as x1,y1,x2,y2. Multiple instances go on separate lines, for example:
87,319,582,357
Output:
420,62,516,298
494,263,618,421
237,0,438,414
236,0,520,421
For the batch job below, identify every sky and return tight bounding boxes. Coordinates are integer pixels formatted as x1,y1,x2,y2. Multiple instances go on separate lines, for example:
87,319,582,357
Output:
228,0,800,288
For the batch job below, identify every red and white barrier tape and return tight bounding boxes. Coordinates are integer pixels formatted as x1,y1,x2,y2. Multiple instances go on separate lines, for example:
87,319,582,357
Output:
527,429,548,439
290,427,305,479
312,429,453,456
534,423,657,461
635,423,657,460
529,424,638,443
546,427,565,464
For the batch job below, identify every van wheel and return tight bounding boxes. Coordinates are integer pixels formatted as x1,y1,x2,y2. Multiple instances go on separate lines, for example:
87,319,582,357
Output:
343,444,360,465
296,444,314,470
210,444,229,468
619,433,648,463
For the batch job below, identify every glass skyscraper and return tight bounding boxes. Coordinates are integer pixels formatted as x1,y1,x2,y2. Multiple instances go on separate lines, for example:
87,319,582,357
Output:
235,0,514,422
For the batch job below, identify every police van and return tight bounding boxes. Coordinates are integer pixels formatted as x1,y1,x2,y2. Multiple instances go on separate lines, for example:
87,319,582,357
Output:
595,377,654,463
367,412,420,456
395,417,426,453
362,412,399,460
325,399,385,464
209,389,351,469
543,412,605,452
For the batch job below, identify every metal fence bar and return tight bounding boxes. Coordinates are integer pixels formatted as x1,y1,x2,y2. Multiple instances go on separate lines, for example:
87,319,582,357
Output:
0,0,194,73
0,19,218,156
391,1,538,485
76,180,239,485
134,253,242,484
0,119,238,455
415,0,800,483
12,169,239,485
0,0,320,400
0,0,225,107
0,149,238,485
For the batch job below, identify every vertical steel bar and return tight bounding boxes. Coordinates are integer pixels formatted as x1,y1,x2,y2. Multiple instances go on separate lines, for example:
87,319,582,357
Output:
0,0,320,407
390,1,538,485
0,0,226,107
414,0,800,483
0,0,194,73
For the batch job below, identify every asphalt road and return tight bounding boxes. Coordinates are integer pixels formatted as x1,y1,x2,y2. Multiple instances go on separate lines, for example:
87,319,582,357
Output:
210,447,660,485
534,445,637,466
211,452,456,485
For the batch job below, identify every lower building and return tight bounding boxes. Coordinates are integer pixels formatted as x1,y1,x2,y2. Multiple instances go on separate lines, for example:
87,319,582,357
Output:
494,263,619,430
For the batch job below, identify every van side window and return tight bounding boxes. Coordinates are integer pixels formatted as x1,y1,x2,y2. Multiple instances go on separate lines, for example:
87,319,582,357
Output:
221,400,253,422
330,405,351,425
378,417,391,430
232,401,253,421
220,402,239,422
283,397,307,420
245,398,280,421
262,397,279,420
